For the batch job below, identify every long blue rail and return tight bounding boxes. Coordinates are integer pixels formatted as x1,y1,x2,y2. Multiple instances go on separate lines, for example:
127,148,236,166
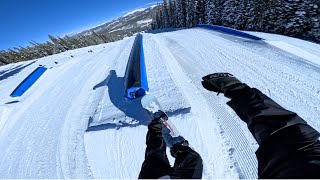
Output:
10,66,47,97
124,34,149,99
139,35,148,93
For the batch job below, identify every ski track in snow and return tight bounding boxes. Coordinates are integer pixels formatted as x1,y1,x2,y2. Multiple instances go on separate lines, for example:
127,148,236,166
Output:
149,32,257,178
0,28,319,179
148,34,239,179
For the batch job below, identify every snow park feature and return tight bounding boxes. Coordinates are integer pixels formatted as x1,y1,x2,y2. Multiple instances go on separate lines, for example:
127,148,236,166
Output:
0,28,320,179
10,66,47,97
124,33,149,99
197,24,264,41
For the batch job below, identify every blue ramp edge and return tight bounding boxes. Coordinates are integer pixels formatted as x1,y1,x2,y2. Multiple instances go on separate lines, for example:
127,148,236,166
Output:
197,24,264,41
10,67,47,97
124,34,149,99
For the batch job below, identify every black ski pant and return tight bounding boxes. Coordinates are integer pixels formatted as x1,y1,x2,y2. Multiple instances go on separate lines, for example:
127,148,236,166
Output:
138,121,203,179
227,86,320,178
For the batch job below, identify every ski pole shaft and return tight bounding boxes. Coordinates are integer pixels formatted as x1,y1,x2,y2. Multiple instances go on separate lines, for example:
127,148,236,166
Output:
163,119,181,137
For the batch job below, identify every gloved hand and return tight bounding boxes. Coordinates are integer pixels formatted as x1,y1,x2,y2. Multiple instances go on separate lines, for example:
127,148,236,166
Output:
162,126,188,148
202,73,246,98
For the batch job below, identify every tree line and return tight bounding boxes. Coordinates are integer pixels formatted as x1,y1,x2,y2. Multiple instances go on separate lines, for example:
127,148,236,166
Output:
0,31,125,66
152,0,319,43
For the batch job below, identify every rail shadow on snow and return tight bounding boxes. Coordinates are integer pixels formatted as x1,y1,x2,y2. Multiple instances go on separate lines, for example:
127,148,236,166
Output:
0,61,36,82
86,70,191,132
5,101,20,104
87,70,149,132
0,66,22,76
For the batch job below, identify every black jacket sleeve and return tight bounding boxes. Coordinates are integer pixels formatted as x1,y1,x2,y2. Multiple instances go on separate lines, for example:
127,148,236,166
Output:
170,145,203,179
226,84,320,178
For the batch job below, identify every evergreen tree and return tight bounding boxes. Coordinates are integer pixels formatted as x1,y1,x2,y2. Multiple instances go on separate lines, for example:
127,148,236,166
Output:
221,0,238,28
155,11,161,29
48,35,66,53
234,0,248,29
186,0,196,27
168,0,175,27
162,0,170,28
0,54,9,64
151,5,161,30
173,1,179,27
196,0,205,24
212,0,223,25
159,7,164,28
175,0,187,27
244,0,258,30
204,0,215,25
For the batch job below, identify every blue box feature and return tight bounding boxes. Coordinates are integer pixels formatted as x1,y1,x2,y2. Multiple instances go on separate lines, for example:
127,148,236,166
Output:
10,67,47,97
197,24,264,41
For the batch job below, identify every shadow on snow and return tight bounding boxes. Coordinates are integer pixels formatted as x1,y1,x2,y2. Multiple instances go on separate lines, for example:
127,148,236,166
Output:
86,70,191,132
0,61,36,82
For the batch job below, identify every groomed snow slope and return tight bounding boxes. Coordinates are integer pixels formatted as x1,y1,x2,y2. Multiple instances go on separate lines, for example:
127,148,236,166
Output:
0,28,320,179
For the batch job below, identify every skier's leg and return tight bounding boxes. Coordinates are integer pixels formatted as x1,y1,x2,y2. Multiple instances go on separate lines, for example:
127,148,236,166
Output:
138,120,172,179
170,144,203,179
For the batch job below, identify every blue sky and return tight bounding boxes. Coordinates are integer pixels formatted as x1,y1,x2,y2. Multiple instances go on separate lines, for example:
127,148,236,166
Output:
0,0,160,50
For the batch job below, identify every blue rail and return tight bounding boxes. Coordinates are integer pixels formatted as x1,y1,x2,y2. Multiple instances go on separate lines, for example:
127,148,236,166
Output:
10,66,47,97
139,35,148,94
124,34,149,99
197,24,264,41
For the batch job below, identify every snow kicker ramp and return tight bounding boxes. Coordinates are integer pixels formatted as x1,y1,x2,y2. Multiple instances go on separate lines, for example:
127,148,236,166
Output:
0,28,319,179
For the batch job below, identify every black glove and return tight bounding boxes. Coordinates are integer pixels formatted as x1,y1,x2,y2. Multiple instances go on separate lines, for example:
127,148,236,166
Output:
202,73,246,98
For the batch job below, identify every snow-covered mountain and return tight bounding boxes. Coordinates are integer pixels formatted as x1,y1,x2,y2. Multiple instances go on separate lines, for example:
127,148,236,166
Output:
80,5,157,37
0,28,320,179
